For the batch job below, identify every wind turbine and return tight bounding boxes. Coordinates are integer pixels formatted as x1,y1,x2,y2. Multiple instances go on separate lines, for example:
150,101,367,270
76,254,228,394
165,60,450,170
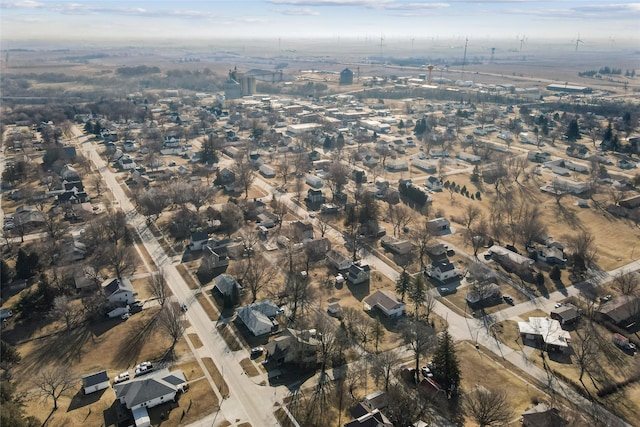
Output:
519,34,527,51
573,34,583,52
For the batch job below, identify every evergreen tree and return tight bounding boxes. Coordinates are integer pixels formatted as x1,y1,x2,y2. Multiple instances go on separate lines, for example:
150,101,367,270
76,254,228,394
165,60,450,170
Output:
200,135,219,164
15,249,38,280
398,119,405,129
566,119,580,142
602,122,613,143
409,275,427,318
1,259,14,285
396,270,411,302
549,265,561,281
431,328,461,397
336,133,345,150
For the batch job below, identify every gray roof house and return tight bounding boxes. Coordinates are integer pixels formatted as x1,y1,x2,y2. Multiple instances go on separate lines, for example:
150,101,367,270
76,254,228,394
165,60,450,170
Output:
213,274,242,297
82,370,110,395
347,263,371,285
236,300,281,336
363,290,405,318
113,368,186,427
102,278,136,305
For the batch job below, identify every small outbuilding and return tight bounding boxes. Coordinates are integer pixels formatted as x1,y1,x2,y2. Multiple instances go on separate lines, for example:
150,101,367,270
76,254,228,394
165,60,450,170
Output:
82,370,110,394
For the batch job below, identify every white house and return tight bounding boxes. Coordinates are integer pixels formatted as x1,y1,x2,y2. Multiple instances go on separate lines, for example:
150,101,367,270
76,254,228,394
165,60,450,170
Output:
347,263,371,285
188,231,210,251
426,217,451,235
430,259,460,282
363,290,405,318
236,300,281,336
488,245,534,270
113,369,186,426
82,370,110,395
119,156,136,170
102,278,136,305
326,249,352,271
424,176,443,192
518,317,571,352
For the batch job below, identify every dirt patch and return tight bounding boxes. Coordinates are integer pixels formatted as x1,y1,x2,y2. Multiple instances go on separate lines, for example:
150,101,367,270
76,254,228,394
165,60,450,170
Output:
188,333,203,349
202,357,229,398
217,323,242,352
239,358,261,378
196,293,219,321
177,264,201,290
147,377,219,427
176,359,205,381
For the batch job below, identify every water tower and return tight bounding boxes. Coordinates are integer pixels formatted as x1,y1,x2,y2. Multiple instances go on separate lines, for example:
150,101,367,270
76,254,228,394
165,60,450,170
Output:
427,64,434,84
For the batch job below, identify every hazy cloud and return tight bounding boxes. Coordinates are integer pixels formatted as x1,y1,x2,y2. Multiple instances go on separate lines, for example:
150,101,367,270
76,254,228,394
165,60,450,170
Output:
276,8,321,15
267,0,394,7
1,0,45,8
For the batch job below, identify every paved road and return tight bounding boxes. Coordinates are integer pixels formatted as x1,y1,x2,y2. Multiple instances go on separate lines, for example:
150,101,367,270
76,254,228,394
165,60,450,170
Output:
75,131,283,426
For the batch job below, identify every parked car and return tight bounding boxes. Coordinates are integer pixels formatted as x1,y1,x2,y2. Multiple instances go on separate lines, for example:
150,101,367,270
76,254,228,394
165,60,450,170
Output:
503,295,514,305
421,366,433,378
113,372,130,384
121,313,130,320
134,361,153,376
182,303,188,312
250,347,264,358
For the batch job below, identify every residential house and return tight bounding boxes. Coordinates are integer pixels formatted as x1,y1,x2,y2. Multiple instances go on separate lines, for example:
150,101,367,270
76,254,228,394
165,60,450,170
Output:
264,328,319,367
123,141,138,152
257,212,278,229
307,189,326,204
596,296,640,330
291,221,314,241
57,181,89,205
326,249,352,271
380,236,414,255
424,176,443,192
465,283,501,306
236,300,281,336
347,263,371,285
362,154,379,168
550,303,580,326
102,278,137,305
82,370,110,395
344,403,392,427
202,245,230,270
164,135,181,147
430,259,460,282
213,274,242,298
306,174,323,188
488,245,534,271
113,369,186,427
518,317,571,352
13,205,45,228
60,164,81,181
363,290,405,318
119,156,135,171
386,159,408,172
537,246,566,265
527,151,552,163
521,403,567,427
259,164,276,178
305,238,331,261
188,231,210,251
426,217,451,235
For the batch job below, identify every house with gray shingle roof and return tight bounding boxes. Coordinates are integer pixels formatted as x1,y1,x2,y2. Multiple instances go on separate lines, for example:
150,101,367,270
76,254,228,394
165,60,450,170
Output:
236,300,281,336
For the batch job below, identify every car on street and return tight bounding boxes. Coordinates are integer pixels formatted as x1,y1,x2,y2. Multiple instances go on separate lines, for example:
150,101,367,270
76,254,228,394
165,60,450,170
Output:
554,302,563,308
503,295,514,305
121,313,130,320
113,372,130,384
182,303,188,312
250,347,264,358
439,287,454,295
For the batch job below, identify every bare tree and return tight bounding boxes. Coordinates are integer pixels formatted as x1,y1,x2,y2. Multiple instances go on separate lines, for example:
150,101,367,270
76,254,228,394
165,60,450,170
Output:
564,230,598,273
147,270,168,306
49,296,82,331
572,322,600,394
385,384,426,427
370,349,400,392
189,181,214,212
327,160,350,200
463,386,514,427
277,155,291,185
240,255,276,303
103,209,128,246
463,205,483,232
316,216,330,238
33,366,76,410
424,292,436,323
92,175,104,197
219,202,244,237
101,243,136,279
370,318,386,354
401,318,436,383
410,220,432,271
232,156,255,198
388,203,413,237
614,271,640,296
159,302,186,351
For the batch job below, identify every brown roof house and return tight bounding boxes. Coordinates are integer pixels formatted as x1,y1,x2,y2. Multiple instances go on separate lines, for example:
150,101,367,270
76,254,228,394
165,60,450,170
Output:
363,290,405,318
521,403,567,427
597,296,640,330
264,328,319,367
550,303,580,326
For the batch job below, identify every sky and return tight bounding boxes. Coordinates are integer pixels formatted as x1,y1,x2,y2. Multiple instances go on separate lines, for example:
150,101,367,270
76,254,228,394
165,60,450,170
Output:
1,0,639,43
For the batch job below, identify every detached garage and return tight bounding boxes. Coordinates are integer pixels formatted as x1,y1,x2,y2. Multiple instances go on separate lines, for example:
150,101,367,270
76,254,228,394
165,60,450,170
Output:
82,370,110,394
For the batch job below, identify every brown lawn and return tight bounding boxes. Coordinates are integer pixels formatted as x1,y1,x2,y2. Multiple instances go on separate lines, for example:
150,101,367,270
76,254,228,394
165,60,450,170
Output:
196,292,220,321
239,358,261,378
202,357,229,398
188,333,204,349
